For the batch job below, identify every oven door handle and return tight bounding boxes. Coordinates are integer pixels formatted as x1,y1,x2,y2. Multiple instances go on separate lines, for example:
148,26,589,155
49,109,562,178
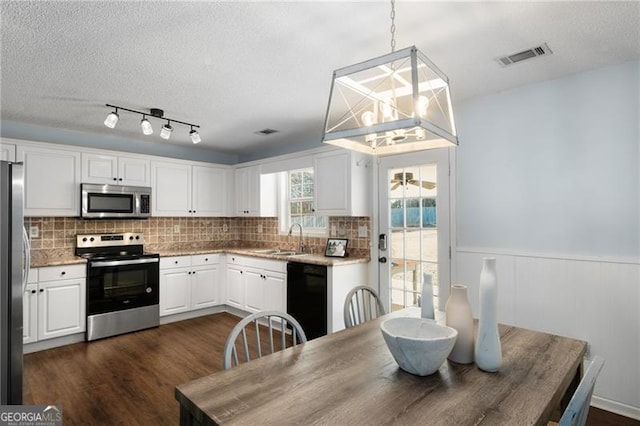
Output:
90,258,159,268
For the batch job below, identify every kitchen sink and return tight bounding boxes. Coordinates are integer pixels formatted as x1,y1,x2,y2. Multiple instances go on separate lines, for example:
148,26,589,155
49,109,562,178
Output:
249,249,308,257
250,249,281,254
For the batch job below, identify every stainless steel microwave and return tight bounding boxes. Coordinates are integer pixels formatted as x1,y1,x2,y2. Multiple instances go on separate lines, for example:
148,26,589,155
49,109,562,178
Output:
81,183,151,219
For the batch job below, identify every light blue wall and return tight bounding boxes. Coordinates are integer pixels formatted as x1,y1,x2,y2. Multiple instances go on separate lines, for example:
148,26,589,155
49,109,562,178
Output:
0,120,239,165
455,60,639,258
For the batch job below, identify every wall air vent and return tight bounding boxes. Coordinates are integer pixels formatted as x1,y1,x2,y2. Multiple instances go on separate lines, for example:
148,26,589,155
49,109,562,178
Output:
496,43,553,67
254,128,279,136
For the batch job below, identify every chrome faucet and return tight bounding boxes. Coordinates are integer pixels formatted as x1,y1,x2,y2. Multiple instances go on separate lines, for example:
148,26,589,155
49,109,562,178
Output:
288,223,304,253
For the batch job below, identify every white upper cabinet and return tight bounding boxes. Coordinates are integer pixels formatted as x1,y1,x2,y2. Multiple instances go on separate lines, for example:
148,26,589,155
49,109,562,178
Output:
81,153,150,187
0,140,16,162
17,144,81,217
152,160,230,217
235,165,276,216
314,150,371,216
192,165,228,217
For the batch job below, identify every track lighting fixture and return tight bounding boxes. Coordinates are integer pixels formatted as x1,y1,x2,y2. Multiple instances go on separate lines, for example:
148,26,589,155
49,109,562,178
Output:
103,104,200,142
160,121,173,140
104,108,119,128
189,126,201,144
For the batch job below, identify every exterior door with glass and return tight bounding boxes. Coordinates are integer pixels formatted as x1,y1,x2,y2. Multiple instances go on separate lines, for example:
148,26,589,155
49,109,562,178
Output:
378,149,451,313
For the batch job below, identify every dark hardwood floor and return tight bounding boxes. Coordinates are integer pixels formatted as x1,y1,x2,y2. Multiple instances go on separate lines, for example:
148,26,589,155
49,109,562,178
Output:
24,313,639,425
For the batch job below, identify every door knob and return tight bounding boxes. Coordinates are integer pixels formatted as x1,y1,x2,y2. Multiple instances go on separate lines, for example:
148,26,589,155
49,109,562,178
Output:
378,257,387,263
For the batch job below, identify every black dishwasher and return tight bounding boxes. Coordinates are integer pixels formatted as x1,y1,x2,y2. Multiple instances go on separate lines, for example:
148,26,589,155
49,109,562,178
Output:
287,262,327,340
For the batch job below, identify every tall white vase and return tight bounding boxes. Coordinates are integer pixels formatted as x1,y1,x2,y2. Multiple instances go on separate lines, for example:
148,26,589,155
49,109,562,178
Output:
421,273,434,320
474,257,502,372
445,285,474,364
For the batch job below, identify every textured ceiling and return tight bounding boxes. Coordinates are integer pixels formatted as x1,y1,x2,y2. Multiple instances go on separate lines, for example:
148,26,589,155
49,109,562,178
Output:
1,1,639,161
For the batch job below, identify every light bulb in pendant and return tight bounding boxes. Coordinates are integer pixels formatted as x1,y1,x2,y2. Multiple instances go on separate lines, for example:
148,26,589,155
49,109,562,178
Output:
417,96,430,117
361,111,376,127
381,101,395,121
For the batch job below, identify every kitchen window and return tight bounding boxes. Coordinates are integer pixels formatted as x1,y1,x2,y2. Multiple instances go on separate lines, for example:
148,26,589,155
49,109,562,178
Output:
279,168,327,235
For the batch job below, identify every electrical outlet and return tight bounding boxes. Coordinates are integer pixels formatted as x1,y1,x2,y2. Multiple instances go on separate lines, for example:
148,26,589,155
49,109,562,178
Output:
223,223,228,232
173,225,180,234
257,224,263,233
358,225,368,238
29,225,39,238
331,225,337,236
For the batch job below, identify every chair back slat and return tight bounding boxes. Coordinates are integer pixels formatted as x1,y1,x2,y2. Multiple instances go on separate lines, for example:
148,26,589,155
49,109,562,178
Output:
223,311,308,370
254,321,262,358
241,328,250,363
558,356,605,426
344,285,386,328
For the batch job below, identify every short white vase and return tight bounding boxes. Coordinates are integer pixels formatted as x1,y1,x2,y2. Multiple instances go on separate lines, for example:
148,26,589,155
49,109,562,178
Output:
445,285,474,364
474,257,502,372
421,273,434,320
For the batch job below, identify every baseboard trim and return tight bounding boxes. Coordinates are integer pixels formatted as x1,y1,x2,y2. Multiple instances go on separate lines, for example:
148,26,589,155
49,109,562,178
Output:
592,396,640,421
160,306,228,325
24,333,85,354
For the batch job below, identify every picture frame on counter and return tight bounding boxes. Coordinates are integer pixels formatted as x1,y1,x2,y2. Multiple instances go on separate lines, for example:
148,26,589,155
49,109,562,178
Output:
325,238,348,258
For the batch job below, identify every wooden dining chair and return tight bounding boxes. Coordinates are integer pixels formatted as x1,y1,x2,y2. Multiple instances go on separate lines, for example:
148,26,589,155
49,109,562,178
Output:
343,285,386,328
222,310,307,370
549,356,605,426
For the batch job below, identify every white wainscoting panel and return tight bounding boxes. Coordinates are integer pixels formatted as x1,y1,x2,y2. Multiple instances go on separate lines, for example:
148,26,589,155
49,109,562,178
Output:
456,248,640,420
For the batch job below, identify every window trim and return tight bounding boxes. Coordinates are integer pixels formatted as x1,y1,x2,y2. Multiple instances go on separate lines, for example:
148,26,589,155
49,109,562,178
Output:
277,170,328,237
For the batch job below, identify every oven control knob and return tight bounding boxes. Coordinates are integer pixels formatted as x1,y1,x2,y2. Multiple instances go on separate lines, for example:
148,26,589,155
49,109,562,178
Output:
146,287,152,293
90,237,95,242
82,237,87,242
135,235,140,240
129,236,134,240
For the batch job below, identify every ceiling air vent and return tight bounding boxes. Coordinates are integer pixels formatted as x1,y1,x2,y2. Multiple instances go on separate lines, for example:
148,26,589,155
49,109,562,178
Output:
496,43,553,67
254,128,279,136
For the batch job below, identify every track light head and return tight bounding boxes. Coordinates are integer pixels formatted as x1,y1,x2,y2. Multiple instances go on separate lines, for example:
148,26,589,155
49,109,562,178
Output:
160,122,173,140
140,116,153,135
104,109,119,128
190,127,201,144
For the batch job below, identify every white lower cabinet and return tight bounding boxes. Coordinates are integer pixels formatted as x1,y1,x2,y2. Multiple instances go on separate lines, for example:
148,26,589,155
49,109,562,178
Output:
224,255,286,314
160,254,221,317
24,265,86,344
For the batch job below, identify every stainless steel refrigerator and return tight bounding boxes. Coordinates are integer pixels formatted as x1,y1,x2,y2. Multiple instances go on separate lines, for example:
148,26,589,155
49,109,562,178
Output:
0,161,30,405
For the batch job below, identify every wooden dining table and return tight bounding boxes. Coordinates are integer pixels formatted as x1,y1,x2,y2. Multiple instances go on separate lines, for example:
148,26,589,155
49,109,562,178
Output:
175,308,587,425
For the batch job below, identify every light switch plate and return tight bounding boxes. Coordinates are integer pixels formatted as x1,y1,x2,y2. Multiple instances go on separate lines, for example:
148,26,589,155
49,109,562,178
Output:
174,225,180,234
258,224,263,233
223,223,228,232
358,226,368,238
29,225,39,238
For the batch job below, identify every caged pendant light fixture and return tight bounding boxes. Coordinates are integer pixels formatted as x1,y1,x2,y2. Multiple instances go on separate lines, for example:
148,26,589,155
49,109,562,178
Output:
103,104,200,143
321,0,458,155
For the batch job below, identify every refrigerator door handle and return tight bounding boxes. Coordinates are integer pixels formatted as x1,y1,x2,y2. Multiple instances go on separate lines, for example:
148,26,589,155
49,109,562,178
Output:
22,226,31,292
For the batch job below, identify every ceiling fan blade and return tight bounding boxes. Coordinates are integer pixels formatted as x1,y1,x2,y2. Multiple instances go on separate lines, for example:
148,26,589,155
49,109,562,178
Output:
421,181,436,190
390,183,401,190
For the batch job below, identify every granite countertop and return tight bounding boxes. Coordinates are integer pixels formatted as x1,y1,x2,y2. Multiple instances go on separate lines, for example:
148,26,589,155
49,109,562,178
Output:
31,247,369,268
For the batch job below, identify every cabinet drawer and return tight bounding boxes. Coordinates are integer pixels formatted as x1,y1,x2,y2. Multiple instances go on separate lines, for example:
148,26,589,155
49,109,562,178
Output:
160,256,192,270
27,268,38,284
192,253,220,266
38,264,86,282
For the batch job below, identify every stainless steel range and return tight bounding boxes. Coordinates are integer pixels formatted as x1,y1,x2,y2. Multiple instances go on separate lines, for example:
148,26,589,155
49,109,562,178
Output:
75,233,159,341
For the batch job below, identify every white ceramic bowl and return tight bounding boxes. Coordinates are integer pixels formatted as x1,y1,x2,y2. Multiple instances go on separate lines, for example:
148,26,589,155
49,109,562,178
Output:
380,317,458,376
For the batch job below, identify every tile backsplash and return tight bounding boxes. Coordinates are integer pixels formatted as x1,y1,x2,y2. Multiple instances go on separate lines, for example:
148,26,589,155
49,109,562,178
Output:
25,216,371,258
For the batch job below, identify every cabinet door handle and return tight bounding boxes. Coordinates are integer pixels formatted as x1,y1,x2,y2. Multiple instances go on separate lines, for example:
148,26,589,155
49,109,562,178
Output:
61,271,66,276
39,289,44,293
118,178,123,181
31,289,36,294
174,261,179,264
113,177,117,181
